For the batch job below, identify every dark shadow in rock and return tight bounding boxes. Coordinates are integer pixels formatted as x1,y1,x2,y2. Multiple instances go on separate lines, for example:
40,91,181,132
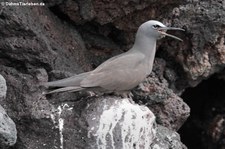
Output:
179,75,225,149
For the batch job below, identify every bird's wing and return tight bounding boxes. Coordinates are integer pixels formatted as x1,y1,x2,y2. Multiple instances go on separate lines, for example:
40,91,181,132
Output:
94,52,145,72
44,52,145,89
43,72,92,87
80,69,146,91
81,53,146,90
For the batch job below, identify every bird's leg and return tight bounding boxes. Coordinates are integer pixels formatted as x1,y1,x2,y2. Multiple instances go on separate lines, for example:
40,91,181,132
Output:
87,91,96,97
120,91,133,98
128,92,134,98
126,92,135,104
114,91,135,103
125,92,135,104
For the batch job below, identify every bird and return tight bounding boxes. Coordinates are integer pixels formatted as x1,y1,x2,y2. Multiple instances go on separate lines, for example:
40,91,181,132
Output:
43,20,184,95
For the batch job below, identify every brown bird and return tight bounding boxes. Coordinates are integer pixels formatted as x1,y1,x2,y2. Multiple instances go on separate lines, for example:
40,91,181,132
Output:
43,20,184,95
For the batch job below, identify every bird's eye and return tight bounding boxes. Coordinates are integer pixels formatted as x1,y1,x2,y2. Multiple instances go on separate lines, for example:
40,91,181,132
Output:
152,25,161,29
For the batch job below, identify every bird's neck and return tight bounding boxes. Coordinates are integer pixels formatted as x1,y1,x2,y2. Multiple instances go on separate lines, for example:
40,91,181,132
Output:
130,32,157,73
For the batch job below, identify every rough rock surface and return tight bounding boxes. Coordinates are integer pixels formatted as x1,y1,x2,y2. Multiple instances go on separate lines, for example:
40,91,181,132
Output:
151,125,187,149
0,105,17,148
1,0,225,148
0,75,17,147
0,74,7,101
133,59,190,131
160,0,225,91
82,97,156,149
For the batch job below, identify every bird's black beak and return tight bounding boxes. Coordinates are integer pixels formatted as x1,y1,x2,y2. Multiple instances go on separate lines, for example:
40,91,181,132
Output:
158,27,184,41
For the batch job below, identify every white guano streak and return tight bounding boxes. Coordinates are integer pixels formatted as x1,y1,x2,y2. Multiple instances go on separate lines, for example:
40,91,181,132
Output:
50,104,73,149
95,99,155,149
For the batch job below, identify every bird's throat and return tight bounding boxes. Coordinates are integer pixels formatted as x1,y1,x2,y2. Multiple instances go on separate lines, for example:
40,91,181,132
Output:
132,34,157,74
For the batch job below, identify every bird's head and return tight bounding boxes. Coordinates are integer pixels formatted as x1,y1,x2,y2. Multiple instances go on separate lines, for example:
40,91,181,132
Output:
139,20,184,41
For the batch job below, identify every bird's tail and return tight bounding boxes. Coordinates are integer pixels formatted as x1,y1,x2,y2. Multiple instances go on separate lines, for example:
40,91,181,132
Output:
41,72,91,94
44,86,84,94
42,72,91,87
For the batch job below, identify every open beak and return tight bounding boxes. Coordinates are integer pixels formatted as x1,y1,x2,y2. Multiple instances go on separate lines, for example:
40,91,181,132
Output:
158,27,184,41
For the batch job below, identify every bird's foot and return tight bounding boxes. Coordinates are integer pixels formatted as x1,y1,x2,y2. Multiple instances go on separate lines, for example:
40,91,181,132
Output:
87,91,96,97
120,92,133,98
115,91,134,104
